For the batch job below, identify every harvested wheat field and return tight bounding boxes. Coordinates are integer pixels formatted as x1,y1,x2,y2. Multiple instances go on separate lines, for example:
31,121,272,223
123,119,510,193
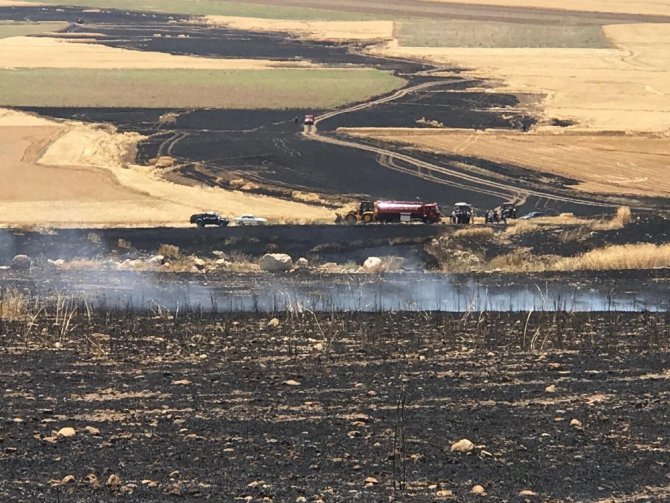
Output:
203,17,394,41
343,128,670,197
0,109,333,227
378,22,670,132
0,35,317,70
421,0,670,17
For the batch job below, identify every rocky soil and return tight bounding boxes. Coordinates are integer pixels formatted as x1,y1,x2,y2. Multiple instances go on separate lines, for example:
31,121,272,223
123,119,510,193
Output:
1,310,669,501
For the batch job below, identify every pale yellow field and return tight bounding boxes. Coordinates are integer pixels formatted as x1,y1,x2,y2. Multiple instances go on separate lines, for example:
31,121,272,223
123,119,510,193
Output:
0,110,334,227
0,36,316,69
343,128,670,197
203,17,394,41
420,0,670,17
376,23,670,132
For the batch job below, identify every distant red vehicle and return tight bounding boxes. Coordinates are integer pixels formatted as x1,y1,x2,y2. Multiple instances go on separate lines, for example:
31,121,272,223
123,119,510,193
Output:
342,200,441,224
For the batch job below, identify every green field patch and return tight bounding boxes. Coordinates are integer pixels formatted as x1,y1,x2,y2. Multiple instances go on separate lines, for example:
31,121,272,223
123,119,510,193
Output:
0,21,69,39
18,0,375,20
395,20,610,48
0,68,404,108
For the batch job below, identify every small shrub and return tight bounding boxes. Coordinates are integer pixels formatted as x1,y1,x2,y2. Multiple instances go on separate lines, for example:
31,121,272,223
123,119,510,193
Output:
158,244,180,258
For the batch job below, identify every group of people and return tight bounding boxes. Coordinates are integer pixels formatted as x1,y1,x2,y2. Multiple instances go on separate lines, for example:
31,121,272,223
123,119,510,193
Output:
485,208,507,224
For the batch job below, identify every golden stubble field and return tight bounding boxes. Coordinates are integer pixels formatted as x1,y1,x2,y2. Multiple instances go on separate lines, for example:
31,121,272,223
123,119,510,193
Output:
0,109,334,227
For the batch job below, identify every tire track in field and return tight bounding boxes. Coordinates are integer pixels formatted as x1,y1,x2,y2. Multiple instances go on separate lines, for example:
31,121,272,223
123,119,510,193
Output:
306,82,656,211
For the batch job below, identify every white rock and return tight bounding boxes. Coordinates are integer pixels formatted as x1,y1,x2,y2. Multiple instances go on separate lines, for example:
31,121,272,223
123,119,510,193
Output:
295,257,309,269
362,256,384,273
192,257,206,269
47,259,65,268
259,253,293,272
545,384,557,393
215,258,231,267
450,438,474,453
519,489,538,496
471,484,485,494
11,254,31,270
570,418,583,428
57,427,76,438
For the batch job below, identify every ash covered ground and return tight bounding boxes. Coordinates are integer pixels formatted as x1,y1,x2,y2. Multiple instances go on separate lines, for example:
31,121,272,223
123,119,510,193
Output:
1,311,669,501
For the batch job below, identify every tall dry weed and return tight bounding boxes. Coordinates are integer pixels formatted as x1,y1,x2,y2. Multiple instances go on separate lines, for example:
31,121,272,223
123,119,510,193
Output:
553,243,670,271
158,244,180,258
504,220,538,235
0,288,27,321
454,226,495,239
591,206,632,231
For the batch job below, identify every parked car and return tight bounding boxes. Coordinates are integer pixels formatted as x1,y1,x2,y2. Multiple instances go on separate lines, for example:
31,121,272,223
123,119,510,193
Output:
235,214,268,226
519,211,547,220
190,212,229,227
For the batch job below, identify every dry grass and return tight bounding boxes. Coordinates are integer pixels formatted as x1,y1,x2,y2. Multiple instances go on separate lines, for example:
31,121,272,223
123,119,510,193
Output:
0,109,335,227
343,129,670,197
377,22,670,132
504,220,539,235
553,243,670,271
0,288,28,321
454,226,495,239
203,17,393,41
592,206,632,230
158,244,180,258
422,0,670,17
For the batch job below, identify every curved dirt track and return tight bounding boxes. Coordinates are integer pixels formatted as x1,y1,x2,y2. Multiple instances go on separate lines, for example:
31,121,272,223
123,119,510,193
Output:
305,84,658,212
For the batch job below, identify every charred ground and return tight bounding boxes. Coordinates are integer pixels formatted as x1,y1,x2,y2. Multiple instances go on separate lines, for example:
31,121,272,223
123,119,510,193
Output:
1,310,669,501
6,6,666,216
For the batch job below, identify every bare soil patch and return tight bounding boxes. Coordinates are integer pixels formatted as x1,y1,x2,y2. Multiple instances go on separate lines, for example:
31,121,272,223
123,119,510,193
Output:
341,128,670,197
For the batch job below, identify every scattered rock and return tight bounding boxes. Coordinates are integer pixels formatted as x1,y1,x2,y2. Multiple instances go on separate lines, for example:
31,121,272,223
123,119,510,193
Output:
259,253,293,272
5,447,17,454
84,425,101,436
364,476,378,486
313,342,324,352
84,473,99,485
545,384,557,393
450,438,475,453
215,258,232,268
11,254,31,270
172,379,191,385
296,497,308,503
362,256,384,273
47,258,65,268
435,489,455,498
267,318,280,328
570,418,583,428
283,379,301,386
295,257,309,269
106,474,122,488
192,257,206,269
57,427,76,438
147,255,164,265
519,489,538,496
471,484,486,494
164,482,182,495
61,475,75,485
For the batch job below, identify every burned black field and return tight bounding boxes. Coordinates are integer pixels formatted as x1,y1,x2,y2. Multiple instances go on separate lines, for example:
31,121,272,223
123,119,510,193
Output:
8,6,668,216
1,310,669,501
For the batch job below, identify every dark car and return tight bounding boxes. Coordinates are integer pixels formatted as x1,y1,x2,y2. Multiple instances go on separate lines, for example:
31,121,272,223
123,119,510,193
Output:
500,203,517,220
190,212,229,227
519,211,546,220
